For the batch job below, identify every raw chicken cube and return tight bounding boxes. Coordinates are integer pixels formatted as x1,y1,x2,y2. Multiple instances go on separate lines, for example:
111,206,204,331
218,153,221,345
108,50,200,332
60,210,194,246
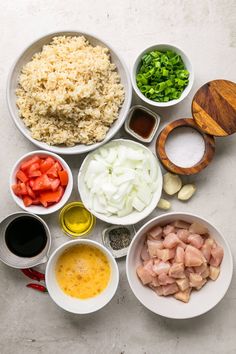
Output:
209,266,220,280
185,245,205,267
153,261,170,275
194,262,208,275
210,245,224,267
169,263,185,279
201,267,210,279
163,233,180,249
189,273,205,288
189,222,208,235
171,220,191,229
205,238,216,247
185,267,195,278
177,240,187,249
188,234,204,249
174,288,191,303
143,259,156,276
194,263,210,279
196,279,207,290
163,225,175,236
136,265,153,285
140,243,149,261
156,248,176,262
147,225,163,240
158,273,175,285
147,240,163,257
162,283,179,296
155,286,164,296
177,229,190,243
175,247,185,263
201,243,212,263
176,277,189,291
149,276,160,287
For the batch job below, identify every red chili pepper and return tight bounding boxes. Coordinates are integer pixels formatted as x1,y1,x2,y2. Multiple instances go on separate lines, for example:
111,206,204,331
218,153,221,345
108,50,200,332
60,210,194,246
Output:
26,283,47,293
29,268,45,281
21,269,41,282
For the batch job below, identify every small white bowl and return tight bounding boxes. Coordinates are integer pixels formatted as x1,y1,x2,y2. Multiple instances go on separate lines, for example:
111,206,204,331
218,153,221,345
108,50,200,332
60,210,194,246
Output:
78,139,163,225
0,211,51,269
7,30,132,155
10,150,73,215
46,239,119,314
131,44,194,107
126,212,233,319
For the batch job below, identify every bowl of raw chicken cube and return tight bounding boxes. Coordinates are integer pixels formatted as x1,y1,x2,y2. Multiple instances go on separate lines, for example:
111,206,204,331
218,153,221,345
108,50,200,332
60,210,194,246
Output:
126,212,233,319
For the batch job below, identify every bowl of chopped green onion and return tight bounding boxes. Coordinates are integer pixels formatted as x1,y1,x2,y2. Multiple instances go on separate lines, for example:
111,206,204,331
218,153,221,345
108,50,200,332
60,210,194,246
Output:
131,44,194,107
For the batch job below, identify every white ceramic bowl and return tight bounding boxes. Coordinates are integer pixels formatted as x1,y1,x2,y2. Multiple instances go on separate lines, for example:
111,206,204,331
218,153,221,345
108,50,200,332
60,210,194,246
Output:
7,30,132,155
131,44,194,107
78,139,163,225
0,212,51,268
46,239,119,314
126,212,233,319
10,150,73,215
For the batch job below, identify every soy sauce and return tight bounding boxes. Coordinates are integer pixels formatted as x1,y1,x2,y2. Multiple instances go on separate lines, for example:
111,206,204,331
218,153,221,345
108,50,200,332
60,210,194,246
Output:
129,108,156,139
5,216,47,258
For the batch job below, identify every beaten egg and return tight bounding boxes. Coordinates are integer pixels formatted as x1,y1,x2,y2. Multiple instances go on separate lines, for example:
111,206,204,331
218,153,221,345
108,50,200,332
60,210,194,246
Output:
55,244,111,299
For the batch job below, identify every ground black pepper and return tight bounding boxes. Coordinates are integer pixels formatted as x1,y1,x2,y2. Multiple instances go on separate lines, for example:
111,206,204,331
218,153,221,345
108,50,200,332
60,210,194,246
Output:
108,227,131,250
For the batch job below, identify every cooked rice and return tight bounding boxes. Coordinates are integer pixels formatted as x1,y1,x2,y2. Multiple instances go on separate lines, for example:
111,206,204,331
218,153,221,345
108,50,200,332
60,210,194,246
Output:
16,36,124,146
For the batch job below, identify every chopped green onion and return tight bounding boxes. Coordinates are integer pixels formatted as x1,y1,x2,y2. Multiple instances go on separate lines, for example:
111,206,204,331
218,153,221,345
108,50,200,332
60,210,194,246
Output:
136,49,190,102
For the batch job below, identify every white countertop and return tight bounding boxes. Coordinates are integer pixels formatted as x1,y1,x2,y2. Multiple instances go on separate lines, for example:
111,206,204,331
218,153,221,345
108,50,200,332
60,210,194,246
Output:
0,1,236,353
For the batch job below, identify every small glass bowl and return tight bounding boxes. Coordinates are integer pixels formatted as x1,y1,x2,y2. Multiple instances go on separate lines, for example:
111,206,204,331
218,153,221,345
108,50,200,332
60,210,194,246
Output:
59,202,96,238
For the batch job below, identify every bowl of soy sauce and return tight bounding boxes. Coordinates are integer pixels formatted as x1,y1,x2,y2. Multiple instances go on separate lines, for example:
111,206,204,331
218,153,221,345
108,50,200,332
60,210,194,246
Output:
0,212,51,268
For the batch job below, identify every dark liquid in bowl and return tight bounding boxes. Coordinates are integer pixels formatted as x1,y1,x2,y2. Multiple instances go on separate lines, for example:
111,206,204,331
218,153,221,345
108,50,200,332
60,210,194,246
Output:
5,216,47,257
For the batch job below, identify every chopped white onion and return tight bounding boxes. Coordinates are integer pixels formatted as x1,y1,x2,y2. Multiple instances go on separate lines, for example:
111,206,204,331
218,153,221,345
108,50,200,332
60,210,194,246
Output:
84,144,158,216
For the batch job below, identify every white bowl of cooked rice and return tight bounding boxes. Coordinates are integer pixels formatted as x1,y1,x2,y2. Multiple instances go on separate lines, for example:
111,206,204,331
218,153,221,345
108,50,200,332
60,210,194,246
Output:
7,31,132,155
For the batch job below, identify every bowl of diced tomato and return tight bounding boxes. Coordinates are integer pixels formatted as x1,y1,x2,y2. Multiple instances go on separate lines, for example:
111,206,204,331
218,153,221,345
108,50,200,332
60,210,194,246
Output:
10,151,73,215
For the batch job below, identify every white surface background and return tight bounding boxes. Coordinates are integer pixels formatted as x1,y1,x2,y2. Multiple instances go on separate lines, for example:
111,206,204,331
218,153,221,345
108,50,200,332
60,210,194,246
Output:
0,1,236,353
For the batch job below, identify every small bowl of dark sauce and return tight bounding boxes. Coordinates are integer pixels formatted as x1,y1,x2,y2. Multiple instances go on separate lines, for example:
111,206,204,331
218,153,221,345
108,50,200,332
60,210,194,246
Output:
125,105,160,143
0,212,51,268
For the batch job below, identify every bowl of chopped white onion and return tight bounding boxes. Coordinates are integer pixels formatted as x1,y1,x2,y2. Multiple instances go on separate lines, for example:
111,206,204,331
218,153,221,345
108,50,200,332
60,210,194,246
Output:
78,139,163,225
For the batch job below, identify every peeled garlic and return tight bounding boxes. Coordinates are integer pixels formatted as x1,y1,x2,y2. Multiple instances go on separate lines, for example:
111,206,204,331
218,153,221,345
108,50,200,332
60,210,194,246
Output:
157,198,171,210
178,184,196,201
163,173,182,195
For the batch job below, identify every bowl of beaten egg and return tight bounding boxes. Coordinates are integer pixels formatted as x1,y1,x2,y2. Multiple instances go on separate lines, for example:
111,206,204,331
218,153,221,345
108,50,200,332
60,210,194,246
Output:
46,239,119,313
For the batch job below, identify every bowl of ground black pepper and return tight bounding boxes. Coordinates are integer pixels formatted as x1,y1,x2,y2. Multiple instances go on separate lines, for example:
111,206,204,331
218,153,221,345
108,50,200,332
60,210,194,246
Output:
102,225,136,258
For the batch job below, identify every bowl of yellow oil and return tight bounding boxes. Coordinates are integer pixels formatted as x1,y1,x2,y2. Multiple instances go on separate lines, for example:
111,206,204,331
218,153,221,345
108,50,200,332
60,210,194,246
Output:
59,202,95,238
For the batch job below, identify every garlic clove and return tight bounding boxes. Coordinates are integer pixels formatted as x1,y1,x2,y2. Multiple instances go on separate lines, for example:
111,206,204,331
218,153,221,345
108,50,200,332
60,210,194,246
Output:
178,184,196,201
163,173,182,195
157,198,171,210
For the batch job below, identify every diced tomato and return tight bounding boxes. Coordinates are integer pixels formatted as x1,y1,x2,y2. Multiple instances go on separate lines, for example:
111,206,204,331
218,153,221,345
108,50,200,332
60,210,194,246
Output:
31,198,40,205
23,196,33,207
50,178,61,192
46,161,62,178
18,182,28,195
58,170,68,186
26,184,36,199
12,183,28,196
32,174,51,191
40,199,48,207
40,157,55,174
39,186,64,204
29,162,40,171
20,156,40,171
12,184,21,196
28,170,42,178
16,170,28,183
29,180,34,188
